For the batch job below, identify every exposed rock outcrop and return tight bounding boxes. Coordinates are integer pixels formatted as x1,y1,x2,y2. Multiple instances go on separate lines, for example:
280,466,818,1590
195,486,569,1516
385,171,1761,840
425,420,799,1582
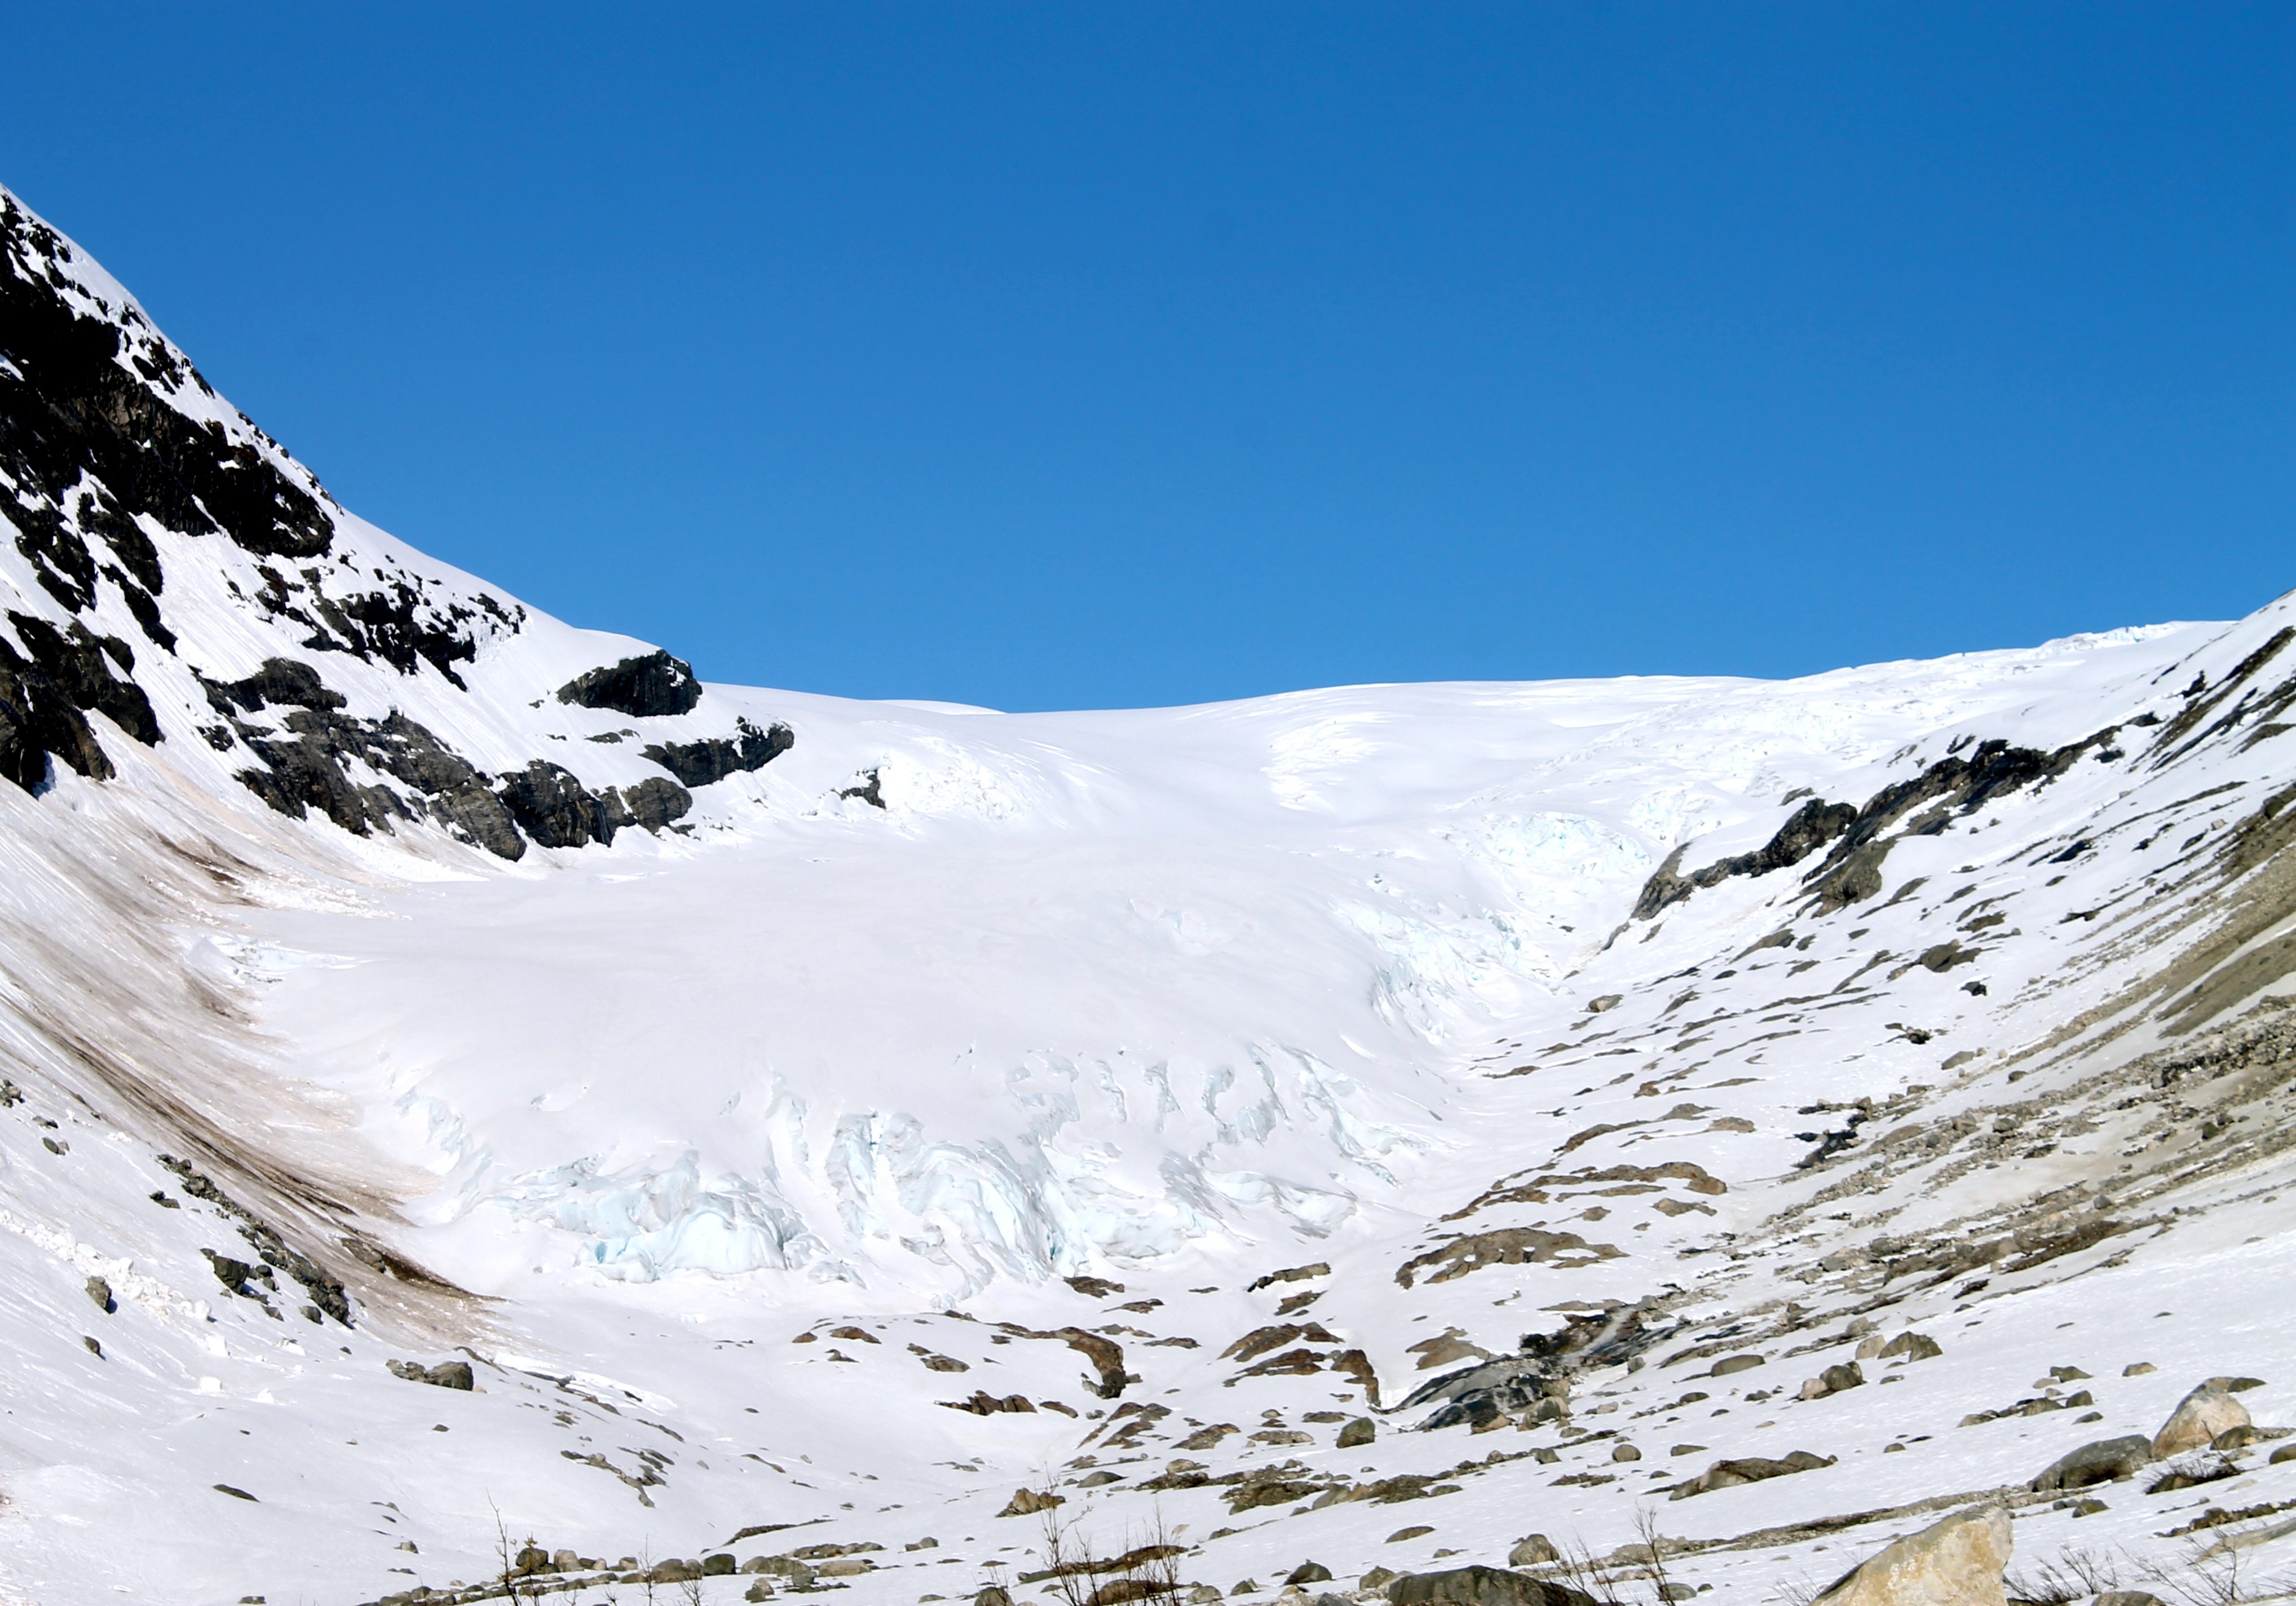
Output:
557,650,703,717
643,717,793,787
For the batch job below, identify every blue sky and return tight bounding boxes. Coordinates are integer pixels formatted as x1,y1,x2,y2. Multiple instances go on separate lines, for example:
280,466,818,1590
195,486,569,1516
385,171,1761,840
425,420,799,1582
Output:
4,6,2289,710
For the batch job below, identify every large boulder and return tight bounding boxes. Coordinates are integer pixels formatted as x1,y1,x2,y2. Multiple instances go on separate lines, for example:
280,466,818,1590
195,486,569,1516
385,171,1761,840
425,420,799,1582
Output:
1387,1564,1595,1606
2153,1385,2251,1457
2029,1436,2154,1492
1809,1506,2011,1606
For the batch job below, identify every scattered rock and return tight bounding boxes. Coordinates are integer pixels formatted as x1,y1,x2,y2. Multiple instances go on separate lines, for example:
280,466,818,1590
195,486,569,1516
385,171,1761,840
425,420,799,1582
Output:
999,1488,1065,1518
1505,1537,1558,1568
1879,1333,1941,1362
1339,1417,1377,1448
946,1391,1037,1416
1610,1444,1641,1462
2153,1384,2251,1457
2029,1436,2154,1492
213,1484,258,1502
1808,1504,2011,1606
2147,1448,2239,1493
387,1358,474,1391
1802,1362,1867,1400
1710,1354,1764,1377
1389,1529,1435,1544
2124,1362,2157,1376
84,1276,113,1313
1670,1450,1836,1500
1361,1570,1398,1592
82,1335,101,1357
1386,1564,1595,1606
1286,1565,1333,1586
1066,1275,1125,1298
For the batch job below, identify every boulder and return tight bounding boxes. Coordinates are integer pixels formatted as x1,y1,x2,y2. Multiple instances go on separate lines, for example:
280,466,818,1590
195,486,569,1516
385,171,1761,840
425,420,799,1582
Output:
1387,1565,1596,1606
1709,1354,1764,1378
2090,1594,2166,1606
1802,1362,1866,1400
2146,1447,2237,1492
85,1276,115,1314
1668,1450,1835,1500
386,1358,474,1391
2028,1436,2154,1492
1506,1537,1559,1568
975,1590,1013,1606
1809,1505,2011,1606
2152,1385,2250,1457
1361,1570,1398,1591
1879,1333,1941,1362
999,1488,1065,1517
1286,1565,1334,1586
1339,1418,1377,1448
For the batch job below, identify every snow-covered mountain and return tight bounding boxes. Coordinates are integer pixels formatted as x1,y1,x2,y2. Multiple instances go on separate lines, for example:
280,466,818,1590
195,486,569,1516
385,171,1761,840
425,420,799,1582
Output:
3,182,2294,1606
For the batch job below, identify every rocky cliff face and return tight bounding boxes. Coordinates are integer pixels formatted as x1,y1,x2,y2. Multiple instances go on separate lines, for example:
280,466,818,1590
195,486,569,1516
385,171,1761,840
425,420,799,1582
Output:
0,187,792,859
1,183,2293,1606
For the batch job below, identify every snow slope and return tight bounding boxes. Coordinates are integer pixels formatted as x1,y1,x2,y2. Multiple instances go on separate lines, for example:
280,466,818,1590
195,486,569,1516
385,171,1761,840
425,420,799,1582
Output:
3,182,2296,1606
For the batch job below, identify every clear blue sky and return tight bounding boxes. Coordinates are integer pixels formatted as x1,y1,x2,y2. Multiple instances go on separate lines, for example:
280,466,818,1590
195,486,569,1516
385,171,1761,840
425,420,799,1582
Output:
4,6,2289,710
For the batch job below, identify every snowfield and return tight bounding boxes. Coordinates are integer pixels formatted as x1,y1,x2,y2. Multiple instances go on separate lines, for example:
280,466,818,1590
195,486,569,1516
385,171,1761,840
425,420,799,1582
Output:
3,182,2296,1606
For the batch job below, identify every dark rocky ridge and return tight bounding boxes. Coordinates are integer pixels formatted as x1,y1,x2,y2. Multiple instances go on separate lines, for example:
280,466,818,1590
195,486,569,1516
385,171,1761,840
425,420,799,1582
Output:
643,717,793,788
0,191,526,780
1,191,799,858
204,658,721,860
1635,732,2121,921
